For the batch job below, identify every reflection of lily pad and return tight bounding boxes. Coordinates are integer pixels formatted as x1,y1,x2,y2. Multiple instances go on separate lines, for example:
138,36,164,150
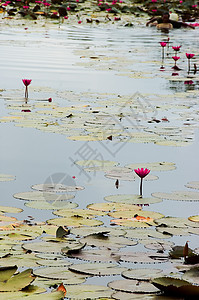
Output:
104,194,162,205
108,279,159,293
13,191,74,201
69,262,127,276
152,191,199,201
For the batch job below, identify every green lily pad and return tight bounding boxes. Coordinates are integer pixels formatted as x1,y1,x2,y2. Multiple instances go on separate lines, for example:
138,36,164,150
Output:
119,251,168,263
108,279,159,293
152,277,199,297
108,210,164,220
70,226,126,237
13,191,74,201
0,253,40,268
61,284,112,299
111,291,158,299
185,181,199,190
87,202,141,212
0,206,23,214
31,183,84,193
80,234,137,249
122,268,163,281
0,285,48,300
124,228,172,240
152,191,199,201
68,248,121,263
188,215,199,223
0,174,16,181
104,194,162,205
53,208,106,218
47,216,103,227
182,268,199,285
69,262,127,276
33,267,88,283
0,267,36,292
74,160,118,168
125,162,176,171
25,200,78,210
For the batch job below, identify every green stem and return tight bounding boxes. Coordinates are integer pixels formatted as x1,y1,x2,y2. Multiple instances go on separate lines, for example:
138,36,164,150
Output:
140,178,143,197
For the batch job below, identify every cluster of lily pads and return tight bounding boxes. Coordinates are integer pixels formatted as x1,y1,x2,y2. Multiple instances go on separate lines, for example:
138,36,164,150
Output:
1,160,199,299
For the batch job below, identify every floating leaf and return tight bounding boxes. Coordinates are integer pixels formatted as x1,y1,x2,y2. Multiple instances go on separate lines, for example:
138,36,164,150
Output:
152,277,199,297
0,174,15,181
126,162,176,171
108,279,159,293
31,183,84,193
188,215,199,223
25,200,78,210
122,268,163,281
69,262,127,276
108,210,164,221
13,191,74,202
47,216,103,227
53,208,105,218
0,206,23,214
119,251,168,263
87,202,141,212
0,285,48,300
60,284,112,299
104,194,162,205
70,226,125,237
68,248,121,263
0,267,36,292
33,267,88,283
74,160,118,168
56,226,70,238
182,268,199,285
152,191,199,201
185,181,199,190
80,234,137,249
169,246,195,259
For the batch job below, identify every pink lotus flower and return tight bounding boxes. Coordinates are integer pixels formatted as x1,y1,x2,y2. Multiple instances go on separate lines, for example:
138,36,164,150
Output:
78,20,82,24
172,46,181,51
186,53,195,59
172,56,180,61
48,98,52,102
67,6,70,10
134,168,150,197
22,79,32,98
160,42,167,47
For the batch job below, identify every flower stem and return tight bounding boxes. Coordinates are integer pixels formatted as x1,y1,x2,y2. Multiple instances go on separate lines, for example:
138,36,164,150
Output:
188,59,190,74
25,86,28,98
140,178,143,197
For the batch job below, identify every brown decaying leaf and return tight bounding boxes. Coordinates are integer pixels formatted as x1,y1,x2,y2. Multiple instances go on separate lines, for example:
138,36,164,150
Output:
57,282,66,296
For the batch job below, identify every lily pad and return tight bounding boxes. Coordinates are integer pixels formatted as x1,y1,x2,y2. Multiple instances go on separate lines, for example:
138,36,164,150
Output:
122,268,163,281
152,277,199,297
87,202,141,212
119,251,168,263
61,284,113,299
25,200,78,210
125,162,176,171
0,267,36,292
0,205,23,214
152,191,199,201
124,228,172,240
53,208,106,218
185,181,199,190
13,191,74,201
74,160,118,168
104,194,162,205
69,262,127,276
108,279,159,293
33,267,88,283
68,248,121,263
188,215,199,223
31,183,84,193
0,174,16,181
108,210,164,220
70,226,126,237
80,234,137,249
182,268,199,285
47,216,103,227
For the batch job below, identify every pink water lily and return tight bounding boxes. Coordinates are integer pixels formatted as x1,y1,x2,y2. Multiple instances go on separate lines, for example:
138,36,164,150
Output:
134,168,150,197
160,42,167,47
22,79,32,98
172,46,181,52
172,56,180,61
186,53,195,74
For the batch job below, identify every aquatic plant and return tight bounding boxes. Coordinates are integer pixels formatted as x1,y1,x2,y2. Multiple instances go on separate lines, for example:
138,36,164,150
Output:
186,53,195,73
172,56,180,70
134,168,150,197
22,79,32,98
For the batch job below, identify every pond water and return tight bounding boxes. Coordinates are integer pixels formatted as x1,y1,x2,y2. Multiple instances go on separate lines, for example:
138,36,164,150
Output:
0,19,199,299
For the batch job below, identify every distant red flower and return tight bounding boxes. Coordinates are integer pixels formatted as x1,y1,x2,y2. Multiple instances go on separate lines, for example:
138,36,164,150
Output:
48,98,52,102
